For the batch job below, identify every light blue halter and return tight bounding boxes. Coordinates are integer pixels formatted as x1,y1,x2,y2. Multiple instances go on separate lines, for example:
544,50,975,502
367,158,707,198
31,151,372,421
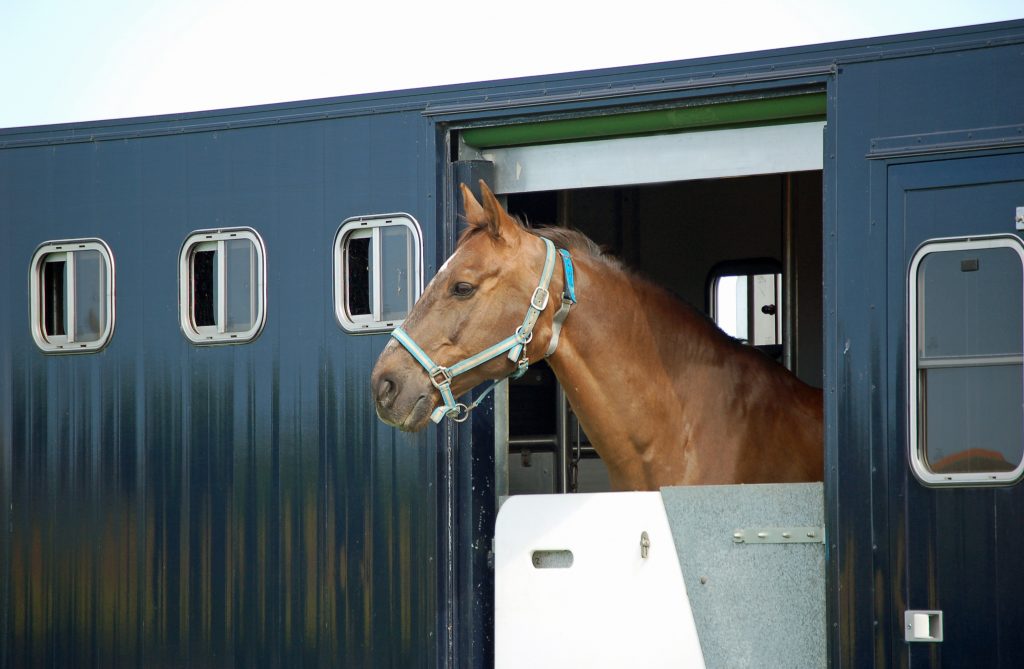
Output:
391,237,577,424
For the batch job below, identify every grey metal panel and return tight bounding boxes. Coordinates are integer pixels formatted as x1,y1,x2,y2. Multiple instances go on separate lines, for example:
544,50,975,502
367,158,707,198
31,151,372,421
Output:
661,483,825,669
480,121,825,194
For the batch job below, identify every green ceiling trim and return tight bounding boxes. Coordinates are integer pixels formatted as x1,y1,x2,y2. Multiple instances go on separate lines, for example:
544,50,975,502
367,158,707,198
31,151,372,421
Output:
461,94,826,149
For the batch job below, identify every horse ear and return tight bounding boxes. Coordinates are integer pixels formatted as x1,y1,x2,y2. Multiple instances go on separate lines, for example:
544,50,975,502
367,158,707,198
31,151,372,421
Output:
460,180,519,242
460,182,488,229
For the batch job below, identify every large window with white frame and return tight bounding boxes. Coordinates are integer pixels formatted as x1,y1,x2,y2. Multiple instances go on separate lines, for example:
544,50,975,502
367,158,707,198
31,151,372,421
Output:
908,235,1024,486
29,238,115,353
334,214,423,333
178,227,267,344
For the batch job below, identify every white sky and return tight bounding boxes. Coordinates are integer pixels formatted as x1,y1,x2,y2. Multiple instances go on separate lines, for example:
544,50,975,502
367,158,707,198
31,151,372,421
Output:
1,0,1021,129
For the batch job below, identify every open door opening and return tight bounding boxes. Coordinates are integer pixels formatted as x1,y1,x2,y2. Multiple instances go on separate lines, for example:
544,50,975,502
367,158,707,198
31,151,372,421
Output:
500,173,823,494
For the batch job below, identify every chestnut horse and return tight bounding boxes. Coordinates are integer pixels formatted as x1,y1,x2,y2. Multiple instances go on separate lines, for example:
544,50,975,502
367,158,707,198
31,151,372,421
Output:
371,181,822,491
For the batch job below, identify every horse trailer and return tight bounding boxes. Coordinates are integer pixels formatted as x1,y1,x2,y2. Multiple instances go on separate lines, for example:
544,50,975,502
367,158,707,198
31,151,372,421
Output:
2,18,1023,667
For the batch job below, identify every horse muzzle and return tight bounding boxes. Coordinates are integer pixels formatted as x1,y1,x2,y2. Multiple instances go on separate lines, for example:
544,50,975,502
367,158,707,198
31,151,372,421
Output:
371,351,438,432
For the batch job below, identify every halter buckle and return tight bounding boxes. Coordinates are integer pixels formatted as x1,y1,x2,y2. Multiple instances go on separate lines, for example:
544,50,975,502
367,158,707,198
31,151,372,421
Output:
428,365,453,390
531,286,550,311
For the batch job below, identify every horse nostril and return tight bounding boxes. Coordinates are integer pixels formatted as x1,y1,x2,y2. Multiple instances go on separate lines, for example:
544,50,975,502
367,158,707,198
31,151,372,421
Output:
376,376,397,407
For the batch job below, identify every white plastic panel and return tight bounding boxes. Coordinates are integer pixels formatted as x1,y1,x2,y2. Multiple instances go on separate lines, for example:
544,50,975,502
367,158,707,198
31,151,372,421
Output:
494,492,705,668
482,121,824,194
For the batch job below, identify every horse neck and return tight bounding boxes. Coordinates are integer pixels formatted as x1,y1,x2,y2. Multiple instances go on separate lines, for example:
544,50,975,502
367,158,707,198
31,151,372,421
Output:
543,254,733,485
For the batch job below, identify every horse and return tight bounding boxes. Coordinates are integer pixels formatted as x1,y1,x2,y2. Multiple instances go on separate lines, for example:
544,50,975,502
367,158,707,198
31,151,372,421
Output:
371,180,823,491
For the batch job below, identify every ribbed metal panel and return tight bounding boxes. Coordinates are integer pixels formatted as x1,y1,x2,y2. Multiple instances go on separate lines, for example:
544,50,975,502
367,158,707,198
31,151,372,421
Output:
1,113,439,668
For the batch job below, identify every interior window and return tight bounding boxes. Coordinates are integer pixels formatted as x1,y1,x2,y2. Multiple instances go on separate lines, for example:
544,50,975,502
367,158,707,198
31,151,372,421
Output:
178,228,266,344
334,214,422,333
30,239,115,353
909,236,1024,485
709,260,783,352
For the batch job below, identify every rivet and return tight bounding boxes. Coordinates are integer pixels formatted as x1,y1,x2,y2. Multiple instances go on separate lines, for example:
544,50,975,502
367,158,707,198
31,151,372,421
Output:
757,532,767,539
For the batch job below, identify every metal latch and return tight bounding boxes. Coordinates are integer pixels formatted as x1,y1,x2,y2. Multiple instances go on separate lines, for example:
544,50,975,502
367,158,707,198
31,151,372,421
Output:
640,531,650,559
905,610,943,642
732,526,824,544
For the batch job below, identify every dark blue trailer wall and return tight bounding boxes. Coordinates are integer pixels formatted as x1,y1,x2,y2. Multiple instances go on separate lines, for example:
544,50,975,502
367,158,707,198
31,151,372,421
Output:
828,33,1024,668
2,19,1024,668
0,111,443,666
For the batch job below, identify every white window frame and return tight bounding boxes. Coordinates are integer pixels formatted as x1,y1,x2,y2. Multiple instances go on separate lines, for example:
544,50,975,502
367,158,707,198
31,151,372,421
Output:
333,213,423,333
178,227,267,345
29,238,115,353
908,234,1024,486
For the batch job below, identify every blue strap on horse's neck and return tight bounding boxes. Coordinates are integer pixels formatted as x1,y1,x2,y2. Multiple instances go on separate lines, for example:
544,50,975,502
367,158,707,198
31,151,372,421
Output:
545,248,577,358
391,237,576,424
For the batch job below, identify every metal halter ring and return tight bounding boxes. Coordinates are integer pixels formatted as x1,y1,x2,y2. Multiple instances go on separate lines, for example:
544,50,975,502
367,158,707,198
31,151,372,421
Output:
451,403,471,422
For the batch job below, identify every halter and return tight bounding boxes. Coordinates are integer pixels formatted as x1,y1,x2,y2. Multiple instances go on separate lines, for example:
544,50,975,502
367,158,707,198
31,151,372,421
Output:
391,237,577,424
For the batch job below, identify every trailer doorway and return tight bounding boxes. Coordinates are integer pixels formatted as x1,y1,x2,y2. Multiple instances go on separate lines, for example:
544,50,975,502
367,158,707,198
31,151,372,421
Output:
455,105,825,496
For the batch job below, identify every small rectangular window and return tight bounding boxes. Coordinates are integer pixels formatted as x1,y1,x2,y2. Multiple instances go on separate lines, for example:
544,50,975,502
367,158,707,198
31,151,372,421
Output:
334,214,422,333
709,260,783,355
908,235,1024,486
179,228,266,344
30,239,115,353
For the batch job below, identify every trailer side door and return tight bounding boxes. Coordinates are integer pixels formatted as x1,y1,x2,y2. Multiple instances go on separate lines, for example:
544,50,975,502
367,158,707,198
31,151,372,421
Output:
886,150,1024,667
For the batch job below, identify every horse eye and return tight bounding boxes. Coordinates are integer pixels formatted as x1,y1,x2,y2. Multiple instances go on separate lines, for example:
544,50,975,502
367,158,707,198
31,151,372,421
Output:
451,282,476,298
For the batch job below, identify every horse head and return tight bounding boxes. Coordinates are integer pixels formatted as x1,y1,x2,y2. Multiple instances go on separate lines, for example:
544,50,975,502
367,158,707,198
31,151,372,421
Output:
371,181,562,431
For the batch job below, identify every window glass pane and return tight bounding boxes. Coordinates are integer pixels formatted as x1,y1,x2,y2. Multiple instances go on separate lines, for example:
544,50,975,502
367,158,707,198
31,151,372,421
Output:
750,273,781,346
715,275,747,340
380,226,413,321
714,272,781,344
918,247,1023,359
921,364,1023,473
193,249,217,327
225,239,255,331
43,258,67,337
74,249,106,342
347,235,372,317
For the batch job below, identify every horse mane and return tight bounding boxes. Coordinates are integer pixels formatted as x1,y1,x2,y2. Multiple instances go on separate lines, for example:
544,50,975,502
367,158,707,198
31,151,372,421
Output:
458,212,621,269
531,225,605,259
458,215,745,350
531,223,767,361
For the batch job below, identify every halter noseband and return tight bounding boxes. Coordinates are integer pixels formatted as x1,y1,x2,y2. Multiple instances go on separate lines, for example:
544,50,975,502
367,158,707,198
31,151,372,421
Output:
391,237,577,424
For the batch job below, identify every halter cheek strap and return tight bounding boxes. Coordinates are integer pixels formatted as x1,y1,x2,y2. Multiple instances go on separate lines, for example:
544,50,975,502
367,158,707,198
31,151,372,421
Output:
391,237,576,424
